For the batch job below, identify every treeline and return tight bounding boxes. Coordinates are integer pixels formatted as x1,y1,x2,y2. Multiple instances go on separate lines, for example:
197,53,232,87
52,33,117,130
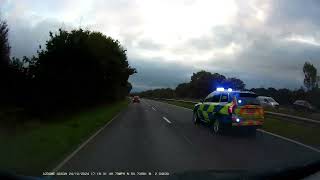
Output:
136,67,320,108
0,19,135,115
251,87,320,108
136,71,245,99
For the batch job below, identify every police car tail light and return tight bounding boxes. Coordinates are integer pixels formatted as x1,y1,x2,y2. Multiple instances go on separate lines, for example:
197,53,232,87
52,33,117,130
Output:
228,106,233,114
228,98,238,114
232,115,240,123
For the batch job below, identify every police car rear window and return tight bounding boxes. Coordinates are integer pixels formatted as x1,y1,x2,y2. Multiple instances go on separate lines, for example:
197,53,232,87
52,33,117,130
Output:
220,93,228,102
239,93,257,98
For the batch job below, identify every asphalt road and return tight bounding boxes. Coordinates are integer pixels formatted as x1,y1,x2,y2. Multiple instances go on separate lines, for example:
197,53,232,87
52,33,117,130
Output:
56,99,320,179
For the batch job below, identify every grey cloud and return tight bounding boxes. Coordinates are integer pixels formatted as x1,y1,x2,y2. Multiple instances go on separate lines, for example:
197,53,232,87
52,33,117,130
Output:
188,26,245,51
268,0,320,28
136,39,162,50
128,58,195,92
203,32,320,89
8,18,68,58
3,0,320,92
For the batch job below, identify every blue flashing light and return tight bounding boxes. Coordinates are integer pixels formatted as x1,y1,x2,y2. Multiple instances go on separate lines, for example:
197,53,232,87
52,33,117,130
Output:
216,87,225,92
236,118,240,123
227,88,233,92
238,100,242,104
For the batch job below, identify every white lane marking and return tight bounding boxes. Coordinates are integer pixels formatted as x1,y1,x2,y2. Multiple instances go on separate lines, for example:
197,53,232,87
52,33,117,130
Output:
162,117,172,124
152,107,157,111
51,112,123,172
182,134,193,145
257,129,320,153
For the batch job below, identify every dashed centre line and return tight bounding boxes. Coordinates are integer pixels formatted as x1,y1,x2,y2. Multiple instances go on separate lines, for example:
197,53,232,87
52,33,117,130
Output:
162,117,172,124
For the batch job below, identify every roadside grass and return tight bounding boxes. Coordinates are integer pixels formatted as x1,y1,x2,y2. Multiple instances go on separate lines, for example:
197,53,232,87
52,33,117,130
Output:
266,106,320,121
262,116,320,146
157,99,320,148
0,99,129,176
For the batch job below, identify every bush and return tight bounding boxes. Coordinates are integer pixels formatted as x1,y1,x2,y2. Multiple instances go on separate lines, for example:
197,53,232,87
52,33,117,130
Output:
28,29,136,110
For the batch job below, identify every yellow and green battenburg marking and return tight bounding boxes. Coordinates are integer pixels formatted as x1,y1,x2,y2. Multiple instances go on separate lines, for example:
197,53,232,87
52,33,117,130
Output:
195,101,264,126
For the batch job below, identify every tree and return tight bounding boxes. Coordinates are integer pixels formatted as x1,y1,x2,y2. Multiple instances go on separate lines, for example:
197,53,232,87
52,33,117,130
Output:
190,71,213,98
303,62,318,91
175,83,190,98
190,71,226,98
0,19,10,68
222,77,245,90
0,18,11,104
32,28,136,109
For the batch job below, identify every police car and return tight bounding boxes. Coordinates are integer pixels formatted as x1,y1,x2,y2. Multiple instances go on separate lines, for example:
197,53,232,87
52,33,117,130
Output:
193,88,264,135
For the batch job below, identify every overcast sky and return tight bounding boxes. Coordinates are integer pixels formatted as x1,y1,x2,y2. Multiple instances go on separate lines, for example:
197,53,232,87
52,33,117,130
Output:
2,0,320,92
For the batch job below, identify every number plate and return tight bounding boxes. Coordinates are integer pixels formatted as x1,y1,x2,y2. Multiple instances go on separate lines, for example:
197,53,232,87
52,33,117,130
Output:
245,109,256,114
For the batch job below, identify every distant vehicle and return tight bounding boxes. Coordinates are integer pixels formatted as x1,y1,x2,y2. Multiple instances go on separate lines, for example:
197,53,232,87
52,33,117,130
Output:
293,100,316,112
132,96,140,103
193,88,264,135
257,96,279,109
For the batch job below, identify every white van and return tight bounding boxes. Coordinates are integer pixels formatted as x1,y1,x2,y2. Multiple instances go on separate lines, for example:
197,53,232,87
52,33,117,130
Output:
257,96,279,109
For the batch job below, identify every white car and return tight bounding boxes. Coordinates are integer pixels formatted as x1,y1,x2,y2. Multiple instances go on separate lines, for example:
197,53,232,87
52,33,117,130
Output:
257,96,279,109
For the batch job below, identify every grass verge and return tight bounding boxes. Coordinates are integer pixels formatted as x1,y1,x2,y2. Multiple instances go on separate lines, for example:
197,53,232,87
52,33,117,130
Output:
157,99,320,148
266,107,320,121
0,99,129,176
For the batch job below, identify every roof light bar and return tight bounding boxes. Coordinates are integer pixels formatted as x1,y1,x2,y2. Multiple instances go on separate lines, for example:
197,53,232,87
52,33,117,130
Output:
216,87,225,92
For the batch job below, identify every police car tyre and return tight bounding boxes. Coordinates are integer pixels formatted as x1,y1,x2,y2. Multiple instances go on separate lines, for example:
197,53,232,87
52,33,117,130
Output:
212,120,221,134
193,112,200,124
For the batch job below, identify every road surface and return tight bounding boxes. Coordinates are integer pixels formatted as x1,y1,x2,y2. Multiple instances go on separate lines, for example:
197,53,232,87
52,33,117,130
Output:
56,99,320,179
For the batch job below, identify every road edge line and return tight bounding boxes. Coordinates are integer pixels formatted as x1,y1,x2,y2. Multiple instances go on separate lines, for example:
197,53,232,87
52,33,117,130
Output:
51,111,123,172
257,129,320,153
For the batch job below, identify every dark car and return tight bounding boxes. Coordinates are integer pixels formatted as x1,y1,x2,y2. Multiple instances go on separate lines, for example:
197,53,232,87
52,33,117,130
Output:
132,96,140,103
293,100,316,112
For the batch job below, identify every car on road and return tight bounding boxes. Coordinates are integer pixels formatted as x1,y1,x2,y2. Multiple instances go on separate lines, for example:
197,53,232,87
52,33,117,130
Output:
257,96,279,109
293,100,316,112
132,96,140,103
193,88,264,135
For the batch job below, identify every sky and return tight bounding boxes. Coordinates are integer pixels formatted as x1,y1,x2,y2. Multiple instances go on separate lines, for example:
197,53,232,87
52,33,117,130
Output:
1,0,320,92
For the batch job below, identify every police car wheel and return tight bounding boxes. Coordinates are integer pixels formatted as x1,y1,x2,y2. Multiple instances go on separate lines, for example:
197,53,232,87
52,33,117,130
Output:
212,120,221,134
193,112,200,124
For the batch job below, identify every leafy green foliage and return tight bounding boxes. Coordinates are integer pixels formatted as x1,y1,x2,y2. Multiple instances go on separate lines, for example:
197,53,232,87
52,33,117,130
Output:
138,88,176,98
175,83,190,98
0,19,10,103
30,29,135,109
303,62,318,91
189,71,226,98
0,19,10,67
0,25,136,114
0,19,27,106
